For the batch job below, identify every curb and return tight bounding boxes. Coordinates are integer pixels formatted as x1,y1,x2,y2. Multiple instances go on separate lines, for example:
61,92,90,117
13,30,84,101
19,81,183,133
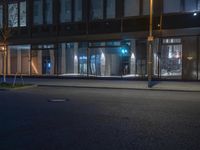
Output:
0,84,37,91
37,84,200,92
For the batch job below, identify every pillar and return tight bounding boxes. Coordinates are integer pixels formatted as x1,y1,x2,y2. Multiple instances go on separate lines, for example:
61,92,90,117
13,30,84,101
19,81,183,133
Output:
130,39,136,75
37,50,42,75
0,54,2,75
17,49,22,74
50,50,55,75
74,43,78,74
7,47,11,75
100,49,106,76
61,43,66,74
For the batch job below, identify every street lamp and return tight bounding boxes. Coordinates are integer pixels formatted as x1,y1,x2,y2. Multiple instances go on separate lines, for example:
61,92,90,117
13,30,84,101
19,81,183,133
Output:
147,0,153,88
0,45,7,83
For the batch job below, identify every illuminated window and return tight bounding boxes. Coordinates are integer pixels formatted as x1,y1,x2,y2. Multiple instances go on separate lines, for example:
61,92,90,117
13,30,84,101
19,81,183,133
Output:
33,0,43,25
60,0,72,22
163,0,181,13
20,1,26,27
44,0,53,24
0,5,2,28
124,0,139,17
91,0,103,20
8,3,18,27
106,0,116,18
74,0,82,21
143,0,150,15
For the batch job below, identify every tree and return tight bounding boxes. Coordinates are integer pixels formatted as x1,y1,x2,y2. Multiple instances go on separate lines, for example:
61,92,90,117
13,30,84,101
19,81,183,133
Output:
0,0,10,82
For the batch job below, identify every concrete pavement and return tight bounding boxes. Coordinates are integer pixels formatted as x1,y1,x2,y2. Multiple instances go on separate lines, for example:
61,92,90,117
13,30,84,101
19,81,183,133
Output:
3,77,200,92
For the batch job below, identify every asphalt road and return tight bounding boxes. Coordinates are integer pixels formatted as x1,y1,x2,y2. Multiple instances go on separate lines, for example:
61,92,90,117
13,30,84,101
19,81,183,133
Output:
0,87,200,150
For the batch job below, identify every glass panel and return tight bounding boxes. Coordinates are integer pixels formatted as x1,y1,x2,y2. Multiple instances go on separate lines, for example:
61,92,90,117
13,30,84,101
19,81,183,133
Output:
185,0,197,12
91,0,103,20
9,45,31,75
124,0,139,17
198,0,200,10
163,0,181,13
78,44,88,75
0,5,3,28
136,40,147,77
106,0,116,18
107,47,123,76
161,39,182,79
163,38,181,44
44,0,53,24
60,0,72,23
10,49,17,74
59,43,79,75
33,0,43,25
74,0,82,22
21,49,30,75
8,3,18,27
143,0,150,15
20,1,26,27
182,37,197,80
0,53,3,74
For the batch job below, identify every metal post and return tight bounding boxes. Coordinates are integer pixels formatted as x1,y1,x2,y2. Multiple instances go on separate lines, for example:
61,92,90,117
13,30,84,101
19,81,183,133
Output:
147,0,154,88
3,47,6,83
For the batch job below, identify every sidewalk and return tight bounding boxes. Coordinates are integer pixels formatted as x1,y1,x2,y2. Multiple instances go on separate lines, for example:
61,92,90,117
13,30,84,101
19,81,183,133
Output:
6,78,200,92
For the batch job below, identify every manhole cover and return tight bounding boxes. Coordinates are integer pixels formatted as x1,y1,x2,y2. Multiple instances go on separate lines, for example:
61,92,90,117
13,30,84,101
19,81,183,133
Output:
48,98,69,102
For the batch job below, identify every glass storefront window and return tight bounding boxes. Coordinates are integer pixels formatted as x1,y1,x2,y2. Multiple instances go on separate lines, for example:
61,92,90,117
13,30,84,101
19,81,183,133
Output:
163,0,181,13
33,0,43,25
44,0,53,24
124,0,139,17
91,0,103,20
74,0,82,22
20,1,26,27
0,5,3,28
8,3,18,27
78,46,87,75
31,45,57,75
161,39,182,79
60,0,72,23
9,45,31,75
106,0,116,19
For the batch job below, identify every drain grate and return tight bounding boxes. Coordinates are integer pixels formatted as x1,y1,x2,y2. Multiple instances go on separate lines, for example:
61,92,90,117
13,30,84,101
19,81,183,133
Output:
48,98,69,102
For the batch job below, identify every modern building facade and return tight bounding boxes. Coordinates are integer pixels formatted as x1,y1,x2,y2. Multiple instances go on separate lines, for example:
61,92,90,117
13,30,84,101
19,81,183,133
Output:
0,0,200,80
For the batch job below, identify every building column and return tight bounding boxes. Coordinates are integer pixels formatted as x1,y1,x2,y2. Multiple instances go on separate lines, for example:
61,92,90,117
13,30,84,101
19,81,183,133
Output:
50,50,55,75
130,39,136,75
100,49,106,76
28,49,31,75
61,43,66,74
105,54,111,76
37,50,42,75
74,43,78,74
7,47,11,75
0,54,2,75
17,49,22,74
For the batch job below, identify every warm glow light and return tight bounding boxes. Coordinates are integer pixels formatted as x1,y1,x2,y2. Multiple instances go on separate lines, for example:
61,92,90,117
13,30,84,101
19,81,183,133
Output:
0,46,5,51
31,61,38,74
